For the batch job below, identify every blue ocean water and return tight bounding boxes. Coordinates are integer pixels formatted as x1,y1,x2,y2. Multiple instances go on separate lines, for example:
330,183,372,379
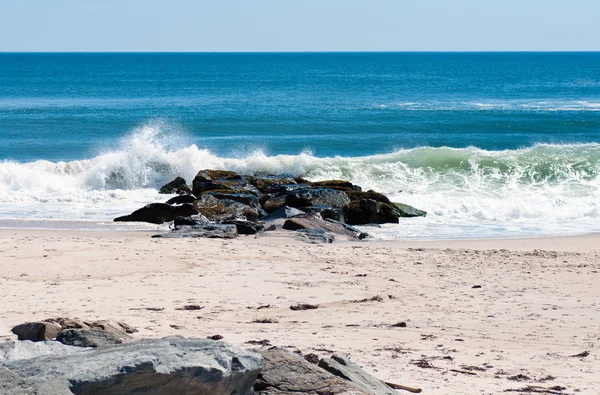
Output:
1,53,600,238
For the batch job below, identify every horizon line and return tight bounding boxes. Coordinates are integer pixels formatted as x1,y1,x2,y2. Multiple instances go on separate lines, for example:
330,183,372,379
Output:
2,50,600,54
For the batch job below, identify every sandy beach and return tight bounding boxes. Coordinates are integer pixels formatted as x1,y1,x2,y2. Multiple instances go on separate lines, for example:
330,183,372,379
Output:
0,229,598,394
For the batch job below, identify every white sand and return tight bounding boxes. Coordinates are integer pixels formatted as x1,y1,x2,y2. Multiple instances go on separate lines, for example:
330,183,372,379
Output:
1,229,599,394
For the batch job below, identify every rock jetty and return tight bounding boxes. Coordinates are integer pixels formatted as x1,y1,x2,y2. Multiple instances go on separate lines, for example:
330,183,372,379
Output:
115,170,426,242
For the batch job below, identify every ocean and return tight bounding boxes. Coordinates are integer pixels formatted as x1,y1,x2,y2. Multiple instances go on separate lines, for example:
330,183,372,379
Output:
1,52,600,239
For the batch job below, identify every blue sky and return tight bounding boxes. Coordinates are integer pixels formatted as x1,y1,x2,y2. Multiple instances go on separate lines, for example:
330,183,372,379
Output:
1,0,599,52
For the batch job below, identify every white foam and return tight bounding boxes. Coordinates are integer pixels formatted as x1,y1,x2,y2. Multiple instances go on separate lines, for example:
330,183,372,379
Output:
2,123,600,238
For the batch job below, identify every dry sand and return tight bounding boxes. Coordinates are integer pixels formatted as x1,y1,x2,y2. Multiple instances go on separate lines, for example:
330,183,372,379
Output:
1,229,599,394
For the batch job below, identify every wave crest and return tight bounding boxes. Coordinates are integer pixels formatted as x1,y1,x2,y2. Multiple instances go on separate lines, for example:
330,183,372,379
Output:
1,123,600,238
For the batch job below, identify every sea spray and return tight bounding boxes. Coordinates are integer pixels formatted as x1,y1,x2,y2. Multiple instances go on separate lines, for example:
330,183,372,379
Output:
1,126,600,238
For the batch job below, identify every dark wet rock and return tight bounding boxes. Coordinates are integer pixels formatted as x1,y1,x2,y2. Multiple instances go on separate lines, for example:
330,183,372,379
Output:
296,229,335,244
194,169,244,182
192,172,261,197
207,192,266,216
346,189,393,205
249,176,298,194
253,348,368,395
285,188,351,209
11,321,62,342
265,183,309,195
343,199,399,225
56,328,127,348
283,217,363,240
158,177,192,195
194,195,262,222
155,223,238,239
260,194,288,213
165,194,197,205
222,220,265,235
303,206,345,222
192,180,233,196
114,203,198,224
173,215,210,227
260,206,306,222
319,354,396,395
0,337,262,395
309,180,362,192
393,203,427,218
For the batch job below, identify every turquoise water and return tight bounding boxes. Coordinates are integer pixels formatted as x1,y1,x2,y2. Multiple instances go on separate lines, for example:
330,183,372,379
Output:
1,53,600,238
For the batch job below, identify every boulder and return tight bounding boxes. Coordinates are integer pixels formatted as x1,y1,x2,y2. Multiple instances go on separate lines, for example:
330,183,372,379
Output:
11,321,62,342
173,215,210,226
194,170,244,182
154,223,238,239
158,177,191,195
260,194,288,213
325,219,369,240
0,366,32,395
114,203,198,224
346,190,393,205
253,348,368,395
165,194,197,205
43,318,89,331
319,354,396,395
309,180,362,192
285,188,351,209
343,199,399,225
303,206,345,222
222,220,265,235
249,176,298,194
0,340,83,365
0,338,263,395
192,174,260,198
83,319,137,336
56,328,128,348
282,218,362,240
206,192,262,211
194,195,263,222
265,184,309,195
393,203,427,218
296,229,335,244
260,206,306,222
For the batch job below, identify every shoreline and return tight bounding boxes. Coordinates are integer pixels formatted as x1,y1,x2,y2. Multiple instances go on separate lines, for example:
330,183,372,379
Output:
1,219,599,247
1,228,599,393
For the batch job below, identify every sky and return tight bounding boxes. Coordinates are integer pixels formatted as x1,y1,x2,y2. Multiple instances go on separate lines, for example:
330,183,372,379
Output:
1,0,599,52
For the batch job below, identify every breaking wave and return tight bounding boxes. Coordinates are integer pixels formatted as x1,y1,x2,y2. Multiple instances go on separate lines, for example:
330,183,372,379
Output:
1,122,600,238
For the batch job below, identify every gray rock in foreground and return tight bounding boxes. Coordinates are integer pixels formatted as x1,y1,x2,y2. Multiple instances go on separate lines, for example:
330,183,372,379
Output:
253,348,368,395
319,354,397,395
0,337,262,395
